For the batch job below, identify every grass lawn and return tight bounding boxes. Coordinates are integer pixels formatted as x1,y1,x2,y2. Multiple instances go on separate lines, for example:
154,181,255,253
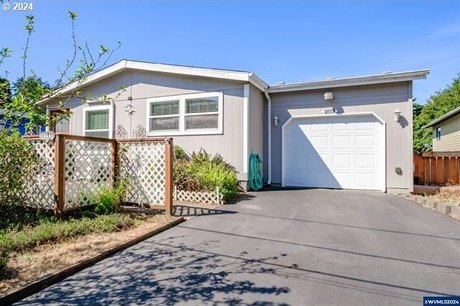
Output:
0,210,177,295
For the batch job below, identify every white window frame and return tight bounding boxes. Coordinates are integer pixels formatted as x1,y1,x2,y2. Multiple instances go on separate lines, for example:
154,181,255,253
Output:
146,92,223,136
83,104,113,138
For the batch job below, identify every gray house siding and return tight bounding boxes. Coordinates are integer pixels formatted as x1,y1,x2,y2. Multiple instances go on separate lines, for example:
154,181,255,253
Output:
432,114,460,152
248,84,265,177
269,81,413,191
52,70,248,177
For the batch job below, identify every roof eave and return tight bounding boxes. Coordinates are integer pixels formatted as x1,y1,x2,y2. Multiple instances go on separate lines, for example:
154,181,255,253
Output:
424,106,460,128
37,60,268,105
268,69,430,93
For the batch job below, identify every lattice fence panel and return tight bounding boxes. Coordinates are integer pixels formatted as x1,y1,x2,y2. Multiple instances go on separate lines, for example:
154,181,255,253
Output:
174,187,222,205
119,142,166,206
20,139,56,210
64,139,114,209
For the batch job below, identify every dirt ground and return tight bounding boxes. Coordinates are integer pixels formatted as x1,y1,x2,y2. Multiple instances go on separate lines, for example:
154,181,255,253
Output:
0,214,178,295
407,192,460,206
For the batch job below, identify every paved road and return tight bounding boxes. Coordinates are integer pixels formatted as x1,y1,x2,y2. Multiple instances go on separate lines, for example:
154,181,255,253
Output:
18,189,460,305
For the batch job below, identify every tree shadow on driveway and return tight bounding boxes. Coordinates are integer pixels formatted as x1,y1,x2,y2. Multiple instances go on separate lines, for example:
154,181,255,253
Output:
17,236,290,306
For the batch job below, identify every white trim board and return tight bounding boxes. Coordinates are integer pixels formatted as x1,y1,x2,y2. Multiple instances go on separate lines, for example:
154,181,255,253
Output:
243,84,249,175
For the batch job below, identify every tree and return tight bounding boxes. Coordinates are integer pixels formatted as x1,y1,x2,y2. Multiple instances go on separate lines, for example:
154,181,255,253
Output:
413,75,460,152
0,12,120,134
0,78,11,105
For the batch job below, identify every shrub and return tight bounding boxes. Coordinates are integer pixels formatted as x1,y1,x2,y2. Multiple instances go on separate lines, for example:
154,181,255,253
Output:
94,180,128,215
173,146,239,202
0,130,37,206
174,146,188,161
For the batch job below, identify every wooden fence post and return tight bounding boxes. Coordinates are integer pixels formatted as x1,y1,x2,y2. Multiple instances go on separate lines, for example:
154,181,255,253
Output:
164,138,174,216
112,140,119,186
54,134,66,214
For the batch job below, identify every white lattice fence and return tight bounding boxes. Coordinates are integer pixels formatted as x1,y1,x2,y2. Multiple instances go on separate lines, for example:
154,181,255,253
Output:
119,141,166,206
64,138,114,208
20,139,56,210
174,186,222,205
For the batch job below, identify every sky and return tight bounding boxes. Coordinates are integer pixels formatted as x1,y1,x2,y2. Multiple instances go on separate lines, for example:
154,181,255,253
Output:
0,0,459,104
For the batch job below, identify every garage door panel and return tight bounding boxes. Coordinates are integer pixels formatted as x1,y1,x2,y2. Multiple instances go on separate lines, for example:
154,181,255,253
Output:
332,154,351,168
356,135,376,150
355,173,377,188
286,170,341,188
332,135,352,150
310,135,329,150
284,115,384,191
355,154,375,169
333,171,354,187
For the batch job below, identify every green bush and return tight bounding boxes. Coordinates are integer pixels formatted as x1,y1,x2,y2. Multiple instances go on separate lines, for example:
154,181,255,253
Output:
0,130,37,206
173,147,239,202
94,180,128,215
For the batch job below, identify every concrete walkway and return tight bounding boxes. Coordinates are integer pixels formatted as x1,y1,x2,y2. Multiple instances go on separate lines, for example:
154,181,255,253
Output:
17,189,460,305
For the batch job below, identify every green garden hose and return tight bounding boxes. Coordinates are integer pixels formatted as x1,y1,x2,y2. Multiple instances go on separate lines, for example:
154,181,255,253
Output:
248,153,263,191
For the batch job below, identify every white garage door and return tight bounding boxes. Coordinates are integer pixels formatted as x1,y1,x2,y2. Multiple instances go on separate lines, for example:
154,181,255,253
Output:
283,115,385,191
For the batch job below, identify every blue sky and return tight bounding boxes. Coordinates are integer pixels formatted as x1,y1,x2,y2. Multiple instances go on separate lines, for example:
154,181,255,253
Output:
0,0,459,103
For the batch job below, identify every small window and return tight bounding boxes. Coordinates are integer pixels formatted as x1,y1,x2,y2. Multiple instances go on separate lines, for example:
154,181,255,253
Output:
435,127,442,140
148,100,180,131
84,106,111,138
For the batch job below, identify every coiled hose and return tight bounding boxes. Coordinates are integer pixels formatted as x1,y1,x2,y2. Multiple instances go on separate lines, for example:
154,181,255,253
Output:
248,153,263,191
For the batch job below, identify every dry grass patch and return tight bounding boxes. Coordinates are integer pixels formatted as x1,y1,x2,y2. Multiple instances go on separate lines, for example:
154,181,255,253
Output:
0,214,177,295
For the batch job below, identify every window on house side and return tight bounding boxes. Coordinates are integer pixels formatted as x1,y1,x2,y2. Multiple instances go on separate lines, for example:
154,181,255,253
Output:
147,92,223,136
436,127,442,140
149,100,180,131
84,107,111,138
184,96,219,130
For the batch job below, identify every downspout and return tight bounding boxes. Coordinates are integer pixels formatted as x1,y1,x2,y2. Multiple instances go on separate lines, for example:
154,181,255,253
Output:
263,89,272,185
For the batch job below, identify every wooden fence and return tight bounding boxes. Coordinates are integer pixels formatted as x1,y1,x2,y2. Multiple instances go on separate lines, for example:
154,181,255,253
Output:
413,152,460,186
22,134,173,215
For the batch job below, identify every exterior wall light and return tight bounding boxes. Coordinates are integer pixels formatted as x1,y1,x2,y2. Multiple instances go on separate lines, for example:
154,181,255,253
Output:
273,115,279,127
394,108,401,122
324,92,334,102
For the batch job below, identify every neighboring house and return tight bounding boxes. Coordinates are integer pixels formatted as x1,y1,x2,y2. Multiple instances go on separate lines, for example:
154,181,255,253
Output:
0,109,40,135
38,60,429,192
424,106,460,152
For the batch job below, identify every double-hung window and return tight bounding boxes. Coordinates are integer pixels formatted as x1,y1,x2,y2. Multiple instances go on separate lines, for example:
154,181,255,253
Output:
147,92,223,136
83,105,112,138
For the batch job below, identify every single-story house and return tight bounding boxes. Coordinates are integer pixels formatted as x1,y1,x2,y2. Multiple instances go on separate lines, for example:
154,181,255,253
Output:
424,106,460,152
38,60,429,192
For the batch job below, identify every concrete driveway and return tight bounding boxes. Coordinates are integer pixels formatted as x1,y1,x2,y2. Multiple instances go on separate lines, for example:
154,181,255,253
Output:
18,189,460,305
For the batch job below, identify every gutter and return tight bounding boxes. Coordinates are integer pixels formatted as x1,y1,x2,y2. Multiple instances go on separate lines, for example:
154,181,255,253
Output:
263,89,272,185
